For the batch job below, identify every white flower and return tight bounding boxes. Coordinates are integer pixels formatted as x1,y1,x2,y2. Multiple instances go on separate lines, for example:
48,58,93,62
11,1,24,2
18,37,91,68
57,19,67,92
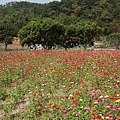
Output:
104,95,109,98
115,99,120,103
117,94,119,97
79,99,83,101
105,116,109,119
69,94,73,97
94,101,98,104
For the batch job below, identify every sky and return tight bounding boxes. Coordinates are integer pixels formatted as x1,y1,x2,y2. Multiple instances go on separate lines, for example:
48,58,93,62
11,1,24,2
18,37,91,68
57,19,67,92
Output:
0,0,61,5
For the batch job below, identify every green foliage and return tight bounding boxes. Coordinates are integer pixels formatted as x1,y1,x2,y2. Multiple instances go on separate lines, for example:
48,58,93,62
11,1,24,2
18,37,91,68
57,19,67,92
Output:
0,0,119,44
109,33,120,39
64,21,103,49
75,21,103,41
107,33,120,49
18,20,42,45
18,19,102,49
18,18,65,49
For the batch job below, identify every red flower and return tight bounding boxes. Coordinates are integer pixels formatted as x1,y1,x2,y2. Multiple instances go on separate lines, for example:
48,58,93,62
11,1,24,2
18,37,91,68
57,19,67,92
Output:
91,112,95,116
96,114,102,119
75,91,79,95
37,102,41,106
33,92,36,96
72,99,78,104
40,109,46,113
8,84,11,88
57,69,60,74
104,71,109,75
116,116,120,119
38,90,41,93
51,104,56,108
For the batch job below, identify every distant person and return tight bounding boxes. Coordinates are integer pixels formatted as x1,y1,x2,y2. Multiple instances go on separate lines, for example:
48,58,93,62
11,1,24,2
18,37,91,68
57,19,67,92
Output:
5,41,8,50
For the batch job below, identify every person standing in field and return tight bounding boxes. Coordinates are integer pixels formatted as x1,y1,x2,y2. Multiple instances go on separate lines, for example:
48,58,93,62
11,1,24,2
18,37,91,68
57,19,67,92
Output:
5,41,8,50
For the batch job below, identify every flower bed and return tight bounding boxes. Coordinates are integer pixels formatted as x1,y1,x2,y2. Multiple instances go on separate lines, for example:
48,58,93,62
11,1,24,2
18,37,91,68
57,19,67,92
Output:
0,50,120,120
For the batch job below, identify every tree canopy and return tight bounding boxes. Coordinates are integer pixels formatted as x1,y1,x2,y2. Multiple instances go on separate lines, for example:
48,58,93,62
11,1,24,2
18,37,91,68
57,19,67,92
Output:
107,33,120,49
18,18,65,49
18,18,102,49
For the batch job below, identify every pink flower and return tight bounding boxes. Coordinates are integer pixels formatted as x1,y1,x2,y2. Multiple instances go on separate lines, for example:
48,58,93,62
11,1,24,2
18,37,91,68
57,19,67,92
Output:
108,118,114,120
109,114,113,117
60,96,69,99
112,108,116,111
34,98,38,101
44,80,48,82
114,84,119,88
28,96,31,98
84,107,90,111
2,114,6,116
74,89,77,92
66,86,69,91
109,103,113,107
101,102,104,105
91,93,96,98
63,110,67,114
69,104,77,110
65,96,69,98
60,96,64,98
106,106,110,108
21,106,26,109
76,112,80,116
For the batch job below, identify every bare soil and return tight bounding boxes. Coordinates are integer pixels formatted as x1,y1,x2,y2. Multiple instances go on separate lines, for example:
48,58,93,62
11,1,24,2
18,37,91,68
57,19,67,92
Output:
0,44,29,51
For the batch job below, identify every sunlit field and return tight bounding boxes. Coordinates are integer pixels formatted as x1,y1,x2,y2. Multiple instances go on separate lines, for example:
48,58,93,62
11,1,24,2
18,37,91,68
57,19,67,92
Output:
0,50,120,120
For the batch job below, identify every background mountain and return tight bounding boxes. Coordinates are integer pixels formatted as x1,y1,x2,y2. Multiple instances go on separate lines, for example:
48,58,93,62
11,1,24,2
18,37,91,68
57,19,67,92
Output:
0,0,120,43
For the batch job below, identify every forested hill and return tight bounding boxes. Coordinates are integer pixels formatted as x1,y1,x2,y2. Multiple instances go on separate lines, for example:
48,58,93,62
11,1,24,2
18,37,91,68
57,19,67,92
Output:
0,0,120,43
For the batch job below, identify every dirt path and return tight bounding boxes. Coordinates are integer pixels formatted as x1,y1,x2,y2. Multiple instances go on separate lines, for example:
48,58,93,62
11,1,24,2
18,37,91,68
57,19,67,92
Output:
0,44,28,51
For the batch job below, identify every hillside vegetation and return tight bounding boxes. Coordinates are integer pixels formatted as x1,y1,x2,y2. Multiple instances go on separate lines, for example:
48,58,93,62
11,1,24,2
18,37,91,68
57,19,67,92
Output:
0,0,120,46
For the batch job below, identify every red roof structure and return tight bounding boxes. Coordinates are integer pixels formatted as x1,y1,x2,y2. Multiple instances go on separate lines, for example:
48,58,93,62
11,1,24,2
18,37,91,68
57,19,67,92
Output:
12,37,20,45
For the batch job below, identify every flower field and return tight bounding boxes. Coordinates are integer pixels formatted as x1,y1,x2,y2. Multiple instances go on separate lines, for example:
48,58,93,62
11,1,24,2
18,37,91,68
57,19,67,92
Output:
0,50,120,120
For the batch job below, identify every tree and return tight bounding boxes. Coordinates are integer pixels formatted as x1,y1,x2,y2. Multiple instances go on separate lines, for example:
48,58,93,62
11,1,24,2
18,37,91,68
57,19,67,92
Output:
75,21,103,49
0,19,13,43
40,18,65,49
62,24,79,49
60,21,103,50
108,33,120,49
18,20,42,46
18,18,65,49
47,1,60,18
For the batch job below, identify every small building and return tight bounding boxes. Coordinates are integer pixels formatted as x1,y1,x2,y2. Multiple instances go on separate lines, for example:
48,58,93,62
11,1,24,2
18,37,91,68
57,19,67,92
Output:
12,37,20,45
